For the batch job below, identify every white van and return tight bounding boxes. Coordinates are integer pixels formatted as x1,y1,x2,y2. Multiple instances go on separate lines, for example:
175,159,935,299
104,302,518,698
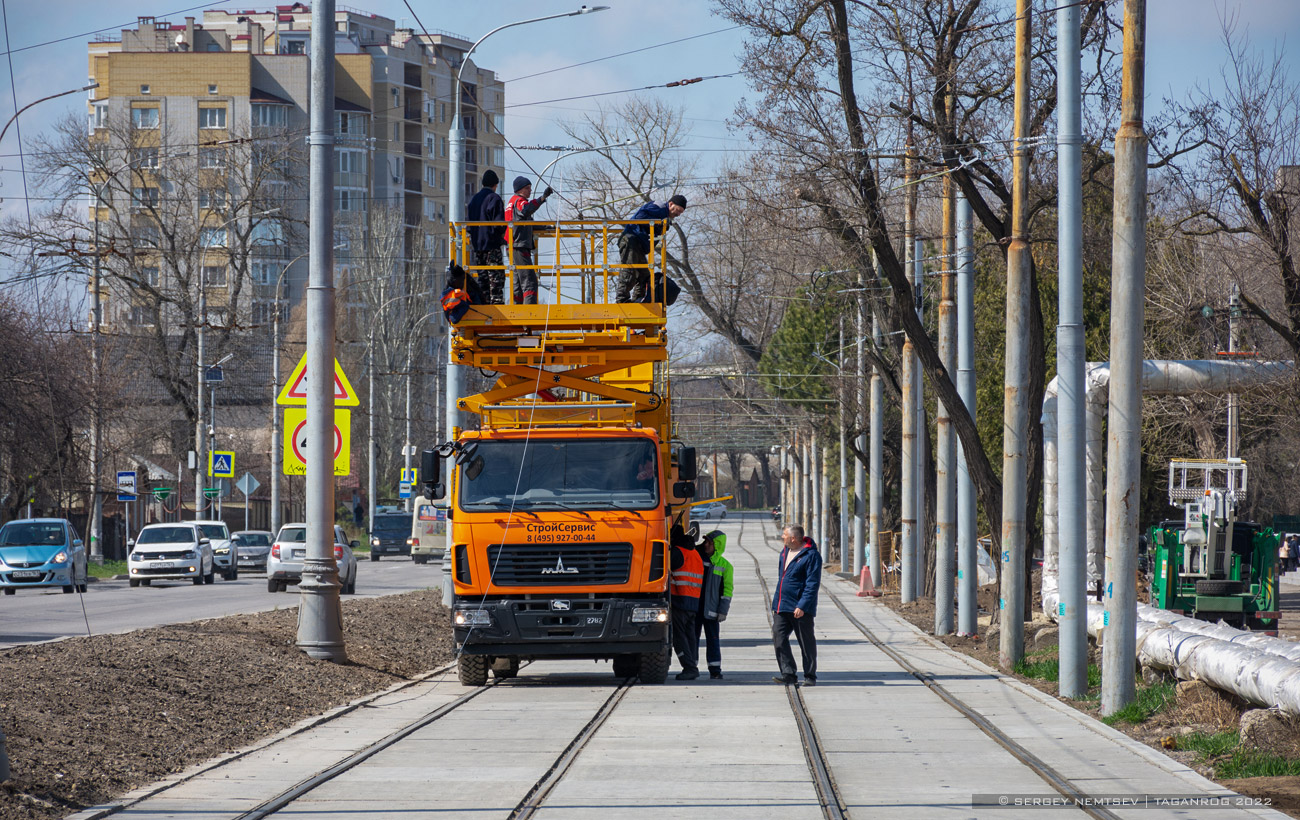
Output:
409,496,446,564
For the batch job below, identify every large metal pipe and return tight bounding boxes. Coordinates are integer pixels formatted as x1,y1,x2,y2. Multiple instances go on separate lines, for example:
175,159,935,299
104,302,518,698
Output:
1101,0,1148,715
914,233,926,599
296,0,346,662
854,267,867,578
822,439,832,564
1056,0,1088,699
935,141,957,635
1041,359,1294,616
839,319,849,571
1000,0,1033,671
956,195,977,636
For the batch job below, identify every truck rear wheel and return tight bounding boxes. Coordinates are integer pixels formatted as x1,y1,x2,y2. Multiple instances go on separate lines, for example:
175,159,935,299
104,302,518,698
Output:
458,654,489,686
490,657,519,679
612,655,640,678
1196,579,1243,596
637,647,670,684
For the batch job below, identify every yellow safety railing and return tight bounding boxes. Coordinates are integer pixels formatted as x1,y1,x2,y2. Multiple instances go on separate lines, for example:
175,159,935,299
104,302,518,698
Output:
449,218,671,306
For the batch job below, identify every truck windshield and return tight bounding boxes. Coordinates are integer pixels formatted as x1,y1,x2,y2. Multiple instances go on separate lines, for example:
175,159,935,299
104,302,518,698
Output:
460,438,658,512
374,515,408,533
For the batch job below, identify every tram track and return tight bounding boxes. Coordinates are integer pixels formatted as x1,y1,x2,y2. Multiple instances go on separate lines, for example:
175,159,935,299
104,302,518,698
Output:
745,517,1123,820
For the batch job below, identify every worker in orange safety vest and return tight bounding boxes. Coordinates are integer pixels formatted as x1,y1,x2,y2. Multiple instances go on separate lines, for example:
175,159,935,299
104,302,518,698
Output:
669,525,707,681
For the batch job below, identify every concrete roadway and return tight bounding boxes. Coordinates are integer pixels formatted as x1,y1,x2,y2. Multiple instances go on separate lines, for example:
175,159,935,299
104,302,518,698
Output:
0,558,441,649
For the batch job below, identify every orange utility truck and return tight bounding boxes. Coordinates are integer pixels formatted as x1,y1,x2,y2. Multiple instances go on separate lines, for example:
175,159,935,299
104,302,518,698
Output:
422,217,696,685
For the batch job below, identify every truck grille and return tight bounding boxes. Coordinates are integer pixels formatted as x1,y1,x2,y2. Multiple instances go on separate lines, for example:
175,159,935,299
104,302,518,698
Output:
486,543,632,586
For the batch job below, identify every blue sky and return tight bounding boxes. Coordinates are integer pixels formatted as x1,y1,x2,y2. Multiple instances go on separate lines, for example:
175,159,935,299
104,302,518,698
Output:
0,0,1296,273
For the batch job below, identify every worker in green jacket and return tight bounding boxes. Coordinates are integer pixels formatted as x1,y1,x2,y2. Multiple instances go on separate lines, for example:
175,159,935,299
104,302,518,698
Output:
696,529,735,679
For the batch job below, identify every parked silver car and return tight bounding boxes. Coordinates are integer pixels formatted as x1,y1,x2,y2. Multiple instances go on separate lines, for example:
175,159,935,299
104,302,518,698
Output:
0,518,89,595
128,523,215,587
267,524,357,594
232,530,273,573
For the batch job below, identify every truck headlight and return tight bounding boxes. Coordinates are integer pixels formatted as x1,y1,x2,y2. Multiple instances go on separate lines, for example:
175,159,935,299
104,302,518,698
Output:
371,537,380,546
631,607,669,623
453,609,491,626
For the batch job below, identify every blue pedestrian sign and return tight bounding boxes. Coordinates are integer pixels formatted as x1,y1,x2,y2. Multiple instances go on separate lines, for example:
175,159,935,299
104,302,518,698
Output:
399,481,412,499
209,451,235,478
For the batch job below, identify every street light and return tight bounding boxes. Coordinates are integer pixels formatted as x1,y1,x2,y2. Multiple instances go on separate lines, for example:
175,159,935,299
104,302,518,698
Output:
446,5,610,457
367,290,435,532
404,310,444,512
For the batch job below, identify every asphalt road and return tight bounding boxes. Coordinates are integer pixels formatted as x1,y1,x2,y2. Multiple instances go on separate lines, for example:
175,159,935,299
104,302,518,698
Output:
0,558,443,649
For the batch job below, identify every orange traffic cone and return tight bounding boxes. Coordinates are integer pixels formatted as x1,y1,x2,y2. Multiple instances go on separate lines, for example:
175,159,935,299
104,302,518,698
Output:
857,566,882,597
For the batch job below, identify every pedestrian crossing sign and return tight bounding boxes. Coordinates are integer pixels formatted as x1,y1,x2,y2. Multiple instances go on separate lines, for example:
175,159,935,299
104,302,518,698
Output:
209,451,235,478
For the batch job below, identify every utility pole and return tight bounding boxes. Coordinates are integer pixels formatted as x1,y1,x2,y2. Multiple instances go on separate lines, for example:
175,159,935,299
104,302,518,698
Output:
195,267,206,518
1056,0,1088,698
936,110,958,635
1227,282,1241,463
956,195,978,636
854,266,867,578
870,296,884,596
1102,0,1148,716
900,130,918,604
810,431,821,549
296,0,346,662
89,206,104,563
821,438,832,565
999,0,1033,671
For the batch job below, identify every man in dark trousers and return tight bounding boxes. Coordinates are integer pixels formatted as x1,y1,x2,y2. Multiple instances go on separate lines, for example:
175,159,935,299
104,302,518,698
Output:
669,525,705,681
772,523,821,686
466,169,506,304
615,194,686,303
696,529,734,679
504,176,553,305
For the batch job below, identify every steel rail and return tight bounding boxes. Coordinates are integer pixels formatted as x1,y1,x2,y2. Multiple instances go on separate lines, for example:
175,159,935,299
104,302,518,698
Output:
750,519,1122,820
508,678,635,819
739,517,850,820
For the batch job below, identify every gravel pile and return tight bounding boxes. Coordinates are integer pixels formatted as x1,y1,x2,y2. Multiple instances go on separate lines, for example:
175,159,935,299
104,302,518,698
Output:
0,590,452,820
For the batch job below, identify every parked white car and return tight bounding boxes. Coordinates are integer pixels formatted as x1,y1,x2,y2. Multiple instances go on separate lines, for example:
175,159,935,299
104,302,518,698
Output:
193,520,238,580
128,523,214,587
696,501,728,520
267,524,357,595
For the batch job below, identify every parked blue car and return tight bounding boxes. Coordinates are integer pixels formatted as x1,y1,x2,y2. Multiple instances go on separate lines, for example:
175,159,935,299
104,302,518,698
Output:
0,518,89,595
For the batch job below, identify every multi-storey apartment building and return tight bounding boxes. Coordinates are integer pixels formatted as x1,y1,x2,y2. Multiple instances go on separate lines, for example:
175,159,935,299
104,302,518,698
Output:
87,4,505,332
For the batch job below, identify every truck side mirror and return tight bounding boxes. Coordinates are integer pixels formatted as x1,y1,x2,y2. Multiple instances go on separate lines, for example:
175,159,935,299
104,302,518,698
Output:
420,448,445,500
674,480,695,499
678,447,697,481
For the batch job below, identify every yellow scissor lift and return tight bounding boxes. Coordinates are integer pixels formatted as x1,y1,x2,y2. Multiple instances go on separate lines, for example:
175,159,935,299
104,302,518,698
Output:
447,218,674,446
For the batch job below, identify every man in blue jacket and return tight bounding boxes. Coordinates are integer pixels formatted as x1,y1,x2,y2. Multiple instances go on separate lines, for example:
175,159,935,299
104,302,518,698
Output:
772,523,821,686
615,194,686,303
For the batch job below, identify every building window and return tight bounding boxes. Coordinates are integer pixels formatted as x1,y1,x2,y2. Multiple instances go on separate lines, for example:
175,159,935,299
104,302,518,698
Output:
424,197,436,222
334,189,355,211
200,227,227,248
494,147,505,167
336,149,364,174
199,107,227,129
252,104,288,128
251,259,280,287
336,112,366,136
208,84,219,94
131,146,159,169
440,169,446,191
90,103,108,131
392,122,400,141
439,102,446,122
283,39,306,55
132,223,160,248
424,165,436,186
199,147,225,169
140,267,160,287
440,137,447,158
493,114,505,134
202,265,227,288
129,304,156,326
139,84,151,95
130,187,159,209
198,189,227,211
250,220,285,246
131,107,159,129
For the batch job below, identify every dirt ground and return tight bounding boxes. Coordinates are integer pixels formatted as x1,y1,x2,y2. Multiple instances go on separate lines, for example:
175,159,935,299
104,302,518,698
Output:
0,590,453,820
880,586,1300,818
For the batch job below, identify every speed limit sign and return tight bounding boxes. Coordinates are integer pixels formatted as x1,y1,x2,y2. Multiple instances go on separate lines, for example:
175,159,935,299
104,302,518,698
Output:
282,408,351,476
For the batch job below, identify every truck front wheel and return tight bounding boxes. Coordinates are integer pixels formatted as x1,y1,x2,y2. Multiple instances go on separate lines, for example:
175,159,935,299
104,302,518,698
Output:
458,654,489,686
637,647,670,684
490,657,519,679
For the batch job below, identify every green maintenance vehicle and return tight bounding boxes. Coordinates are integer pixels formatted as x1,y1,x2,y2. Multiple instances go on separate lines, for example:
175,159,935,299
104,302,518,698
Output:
1148,458,1280,633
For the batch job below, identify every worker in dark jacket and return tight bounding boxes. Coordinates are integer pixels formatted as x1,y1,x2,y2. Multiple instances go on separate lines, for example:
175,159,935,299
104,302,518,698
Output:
466,169,506,304
669,525,705,680
505,176,552,305
615,194,686,303
771,523,821,686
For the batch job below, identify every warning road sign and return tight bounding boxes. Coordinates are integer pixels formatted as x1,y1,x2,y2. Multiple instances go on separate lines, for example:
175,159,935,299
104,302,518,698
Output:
283,408,351,476
276,353,360,407
209,451,235,478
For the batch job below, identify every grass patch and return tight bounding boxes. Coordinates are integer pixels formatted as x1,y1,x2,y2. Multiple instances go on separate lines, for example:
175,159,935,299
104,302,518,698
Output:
1101,681,1176,725
1218,751,1300,779
87,560,128,579
1012,651,1101,699
1181,730,1240,758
